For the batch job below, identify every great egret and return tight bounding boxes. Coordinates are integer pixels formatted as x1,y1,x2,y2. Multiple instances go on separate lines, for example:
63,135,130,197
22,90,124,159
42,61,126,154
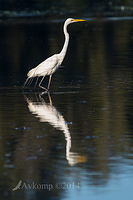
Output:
23,18,85,91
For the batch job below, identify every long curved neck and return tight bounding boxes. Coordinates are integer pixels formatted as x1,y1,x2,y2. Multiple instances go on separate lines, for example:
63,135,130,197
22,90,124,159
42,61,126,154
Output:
59,22,69,59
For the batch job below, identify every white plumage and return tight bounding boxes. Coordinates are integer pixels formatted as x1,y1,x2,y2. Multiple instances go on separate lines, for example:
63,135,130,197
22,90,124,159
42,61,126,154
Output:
23,18,85,91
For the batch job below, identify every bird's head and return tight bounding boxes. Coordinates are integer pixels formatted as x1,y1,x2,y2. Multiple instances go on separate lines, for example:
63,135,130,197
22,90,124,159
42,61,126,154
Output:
65,18,86,25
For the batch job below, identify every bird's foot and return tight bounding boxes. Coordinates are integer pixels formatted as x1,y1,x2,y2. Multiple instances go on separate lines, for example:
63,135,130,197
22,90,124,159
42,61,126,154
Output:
40,91,48,95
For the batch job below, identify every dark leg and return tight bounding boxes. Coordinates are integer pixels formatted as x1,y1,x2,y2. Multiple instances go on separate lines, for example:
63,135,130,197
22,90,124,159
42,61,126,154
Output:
39,76,47,91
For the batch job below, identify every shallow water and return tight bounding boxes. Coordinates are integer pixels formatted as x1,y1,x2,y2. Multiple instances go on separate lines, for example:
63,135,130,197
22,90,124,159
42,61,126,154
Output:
0,18,133,199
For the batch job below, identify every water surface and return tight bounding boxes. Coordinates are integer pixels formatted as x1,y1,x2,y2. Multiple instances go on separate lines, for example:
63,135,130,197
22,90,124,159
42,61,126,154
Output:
0,18,133,200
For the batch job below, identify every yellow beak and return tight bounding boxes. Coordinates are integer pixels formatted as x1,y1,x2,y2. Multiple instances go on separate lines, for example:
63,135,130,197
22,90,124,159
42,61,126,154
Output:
73,19,86,22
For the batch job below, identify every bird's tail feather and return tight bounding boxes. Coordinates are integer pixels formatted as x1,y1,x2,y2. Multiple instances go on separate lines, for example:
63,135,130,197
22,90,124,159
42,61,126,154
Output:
27,77,34,86
23,77,34,88
23,68,36,89
27,68,35,77
23,77,30,88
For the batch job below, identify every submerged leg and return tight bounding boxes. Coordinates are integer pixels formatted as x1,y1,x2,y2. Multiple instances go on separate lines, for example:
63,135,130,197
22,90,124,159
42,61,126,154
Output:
48,75,52,90
39,76,47,91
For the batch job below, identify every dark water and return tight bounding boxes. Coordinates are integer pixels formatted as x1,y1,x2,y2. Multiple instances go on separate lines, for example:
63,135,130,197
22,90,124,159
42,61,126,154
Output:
1,17,133,200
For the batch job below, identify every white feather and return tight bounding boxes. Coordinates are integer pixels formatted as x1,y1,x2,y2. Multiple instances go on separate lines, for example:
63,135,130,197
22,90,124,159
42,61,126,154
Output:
24,18,85,90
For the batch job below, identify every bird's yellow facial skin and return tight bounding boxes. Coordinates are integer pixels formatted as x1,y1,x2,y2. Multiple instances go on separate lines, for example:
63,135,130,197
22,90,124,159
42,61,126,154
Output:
73,19,86,22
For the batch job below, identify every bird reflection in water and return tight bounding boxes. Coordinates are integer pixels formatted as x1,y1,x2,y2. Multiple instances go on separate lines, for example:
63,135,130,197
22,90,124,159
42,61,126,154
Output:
24,92,87,166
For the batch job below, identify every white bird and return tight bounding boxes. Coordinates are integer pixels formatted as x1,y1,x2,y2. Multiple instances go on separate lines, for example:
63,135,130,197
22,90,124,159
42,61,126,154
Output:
23,18,85,91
